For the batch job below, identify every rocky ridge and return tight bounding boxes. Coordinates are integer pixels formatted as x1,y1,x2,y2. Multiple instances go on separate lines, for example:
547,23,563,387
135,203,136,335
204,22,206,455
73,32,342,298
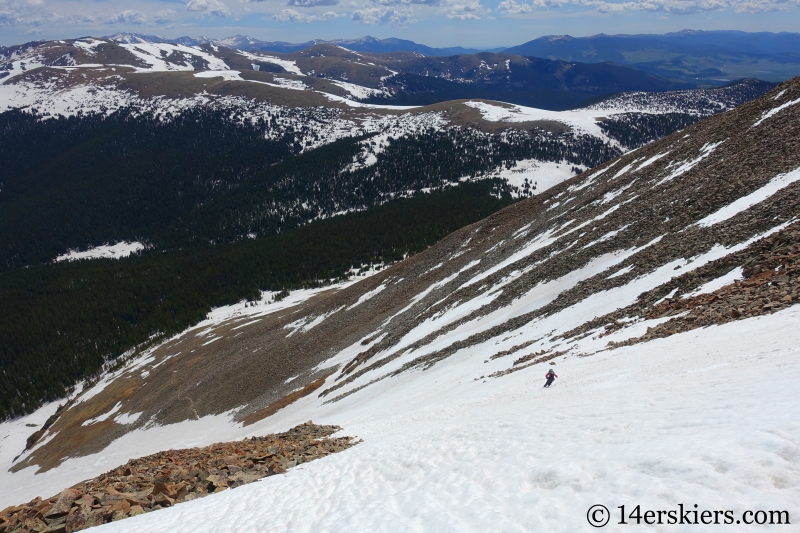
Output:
1,423,356,533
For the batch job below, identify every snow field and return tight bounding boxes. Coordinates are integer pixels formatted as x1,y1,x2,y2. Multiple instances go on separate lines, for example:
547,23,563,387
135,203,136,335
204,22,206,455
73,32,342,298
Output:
0,54,50,86
193,71,244,82
329,80,392,100
234,51,304,76
0,75,441,156
464,100,608,139
119,43,229,73
482,159,580,198
92,305,800,532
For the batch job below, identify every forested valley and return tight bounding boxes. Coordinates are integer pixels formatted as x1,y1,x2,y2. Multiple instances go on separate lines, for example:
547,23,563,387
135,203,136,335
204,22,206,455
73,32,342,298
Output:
0,104,706,419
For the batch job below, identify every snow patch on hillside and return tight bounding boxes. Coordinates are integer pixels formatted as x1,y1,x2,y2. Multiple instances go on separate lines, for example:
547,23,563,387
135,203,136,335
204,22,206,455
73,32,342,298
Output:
236,51,303,76
55,241,145,262
686,267,744,297
120,43,228,72
655,140,724,187
485,159,580,197
583,85,755,115
329,80,391,100
268,77,309,91
193,70,242,81
71,39,106,56
81,402,122,426
464,100,606,138
753,96,800,127
0,55,47,85
697,166,800,227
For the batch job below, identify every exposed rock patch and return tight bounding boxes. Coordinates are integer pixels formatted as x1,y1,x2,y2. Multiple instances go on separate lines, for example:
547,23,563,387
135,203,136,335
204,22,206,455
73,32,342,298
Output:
0,423,357,533
613,223,800,346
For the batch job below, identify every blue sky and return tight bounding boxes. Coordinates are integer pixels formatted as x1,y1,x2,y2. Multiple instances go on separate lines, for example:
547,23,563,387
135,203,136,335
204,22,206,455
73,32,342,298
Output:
1,0,798,47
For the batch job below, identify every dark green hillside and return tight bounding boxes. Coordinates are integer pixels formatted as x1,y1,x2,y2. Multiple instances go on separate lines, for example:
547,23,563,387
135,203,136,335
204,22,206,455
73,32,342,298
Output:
0,109,298,269
0,179,515,420
599,113,700,149
0,108,622,267
369,55,692,109
167,127,620,246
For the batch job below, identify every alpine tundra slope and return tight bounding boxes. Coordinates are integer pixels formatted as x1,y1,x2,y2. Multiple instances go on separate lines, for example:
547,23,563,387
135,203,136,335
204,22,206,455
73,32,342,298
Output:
1,75,799,533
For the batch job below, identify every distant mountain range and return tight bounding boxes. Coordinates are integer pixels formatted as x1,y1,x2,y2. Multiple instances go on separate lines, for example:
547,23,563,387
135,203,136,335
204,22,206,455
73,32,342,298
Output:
105,33,504,57
503,30,800,84
1,37,714,111
101,30,800,85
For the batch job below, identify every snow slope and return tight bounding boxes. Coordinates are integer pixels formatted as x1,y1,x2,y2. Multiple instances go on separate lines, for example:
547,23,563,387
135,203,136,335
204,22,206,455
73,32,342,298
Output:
93,306,800,532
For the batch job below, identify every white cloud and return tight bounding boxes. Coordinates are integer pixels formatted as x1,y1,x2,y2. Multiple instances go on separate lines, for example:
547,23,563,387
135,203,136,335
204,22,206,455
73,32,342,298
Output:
103,10,147,24
0,1,163,28
532,0,569,6
371,0,441,5
498,0,532,12
492,0,798,12
286,0,340,6
155,9,178,23
186,0,231,17
1,6,66,27
273,8,344,20
351,5,417,24
0,0,797,36
733,0,799,10
441,0,484,18
0,11,19,26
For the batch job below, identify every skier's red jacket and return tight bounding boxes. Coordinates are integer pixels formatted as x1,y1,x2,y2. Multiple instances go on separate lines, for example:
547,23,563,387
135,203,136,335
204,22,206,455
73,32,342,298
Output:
545,372,557,379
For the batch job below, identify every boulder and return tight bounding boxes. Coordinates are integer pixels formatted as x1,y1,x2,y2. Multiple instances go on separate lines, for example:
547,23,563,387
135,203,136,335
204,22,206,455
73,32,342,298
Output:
43,490,78,519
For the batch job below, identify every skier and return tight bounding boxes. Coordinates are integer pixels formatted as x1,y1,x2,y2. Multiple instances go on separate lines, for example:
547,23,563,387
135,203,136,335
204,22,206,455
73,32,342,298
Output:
544,369,557,388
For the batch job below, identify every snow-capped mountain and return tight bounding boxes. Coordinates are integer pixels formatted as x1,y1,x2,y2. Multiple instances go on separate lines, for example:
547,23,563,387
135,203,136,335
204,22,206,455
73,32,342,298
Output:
0,36,770,132
0,36,679,106
103,33,165,45
2,76,798,531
